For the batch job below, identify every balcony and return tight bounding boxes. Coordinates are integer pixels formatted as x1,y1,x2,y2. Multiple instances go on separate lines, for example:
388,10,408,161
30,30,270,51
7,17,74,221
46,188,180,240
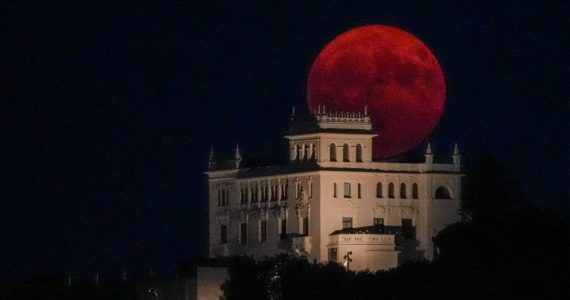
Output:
327,229,398,271
329,233,395,246
291,235,312,254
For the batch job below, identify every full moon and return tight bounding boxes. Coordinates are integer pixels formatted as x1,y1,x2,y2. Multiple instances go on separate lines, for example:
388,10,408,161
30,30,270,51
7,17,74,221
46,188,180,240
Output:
307,25,446,159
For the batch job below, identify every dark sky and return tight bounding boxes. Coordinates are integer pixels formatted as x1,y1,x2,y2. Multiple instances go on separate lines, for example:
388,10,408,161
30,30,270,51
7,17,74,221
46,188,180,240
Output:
2,1,569,280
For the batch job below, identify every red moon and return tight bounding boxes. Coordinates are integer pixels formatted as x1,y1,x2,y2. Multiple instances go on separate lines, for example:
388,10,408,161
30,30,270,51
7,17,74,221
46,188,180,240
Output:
307,25,445,159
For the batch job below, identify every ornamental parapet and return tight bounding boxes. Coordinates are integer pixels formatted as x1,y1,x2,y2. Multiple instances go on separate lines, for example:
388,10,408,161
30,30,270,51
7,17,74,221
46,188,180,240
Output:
329,233,395,246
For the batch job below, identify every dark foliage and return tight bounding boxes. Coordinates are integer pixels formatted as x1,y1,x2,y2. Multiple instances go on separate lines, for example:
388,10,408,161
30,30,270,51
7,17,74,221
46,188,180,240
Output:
222,153,570,299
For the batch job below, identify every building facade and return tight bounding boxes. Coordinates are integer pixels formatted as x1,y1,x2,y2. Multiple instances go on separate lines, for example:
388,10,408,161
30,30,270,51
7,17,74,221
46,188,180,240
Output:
206,107,462,271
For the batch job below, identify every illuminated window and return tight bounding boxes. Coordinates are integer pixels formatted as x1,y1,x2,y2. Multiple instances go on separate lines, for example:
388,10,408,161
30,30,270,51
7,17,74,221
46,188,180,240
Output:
330,144,336,161
388,183,395,198
344,183,351,198
343,144,349,162
342,217,353,229
400,183,407,199
356,144,362,162
412,183,418,199
376,183,383,198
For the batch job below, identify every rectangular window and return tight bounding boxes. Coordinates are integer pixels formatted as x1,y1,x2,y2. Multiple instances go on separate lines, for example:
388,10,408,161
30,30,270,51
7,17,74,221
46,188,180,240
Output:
224,189,229,205
220,224,228,244
260,220,267,242
357,183,362,199
240,223,247,244
333,183,337,198
344,183,351,198
328,248,338,262
402,219,414,239
302,217,309,236
280,219,287,240
373,218,384,233
342,217,353,229
271,186,276,201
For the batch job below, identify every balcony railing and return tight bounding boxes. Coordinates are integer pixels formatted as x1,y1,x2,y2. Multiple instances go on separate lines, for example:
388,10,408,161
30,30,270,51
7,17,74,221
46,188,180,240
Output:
329,233,395,246
291,235,312,254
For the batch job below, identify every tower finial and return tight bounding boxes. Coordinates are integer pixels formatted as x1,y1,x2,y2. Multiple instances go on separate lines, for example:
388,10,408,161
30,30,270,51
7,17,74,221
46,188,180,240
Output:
425,141,434,165
209,145,215,161
426,142,433,154
208,146,215,169
235,143,242,161
364,105,368,116
452,143,461,170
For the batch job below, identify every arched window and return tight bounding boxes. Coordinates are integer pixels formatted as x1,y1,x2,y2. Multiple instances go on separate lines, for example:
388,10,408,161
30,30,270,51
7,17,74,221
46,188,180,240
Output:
312,144,317,160
400,183,407,199
376,183,383,198
388,183,395,198
435,186,452,199
412,183,418,199
343,144,349,162
330,144,336,162
356,144,363,162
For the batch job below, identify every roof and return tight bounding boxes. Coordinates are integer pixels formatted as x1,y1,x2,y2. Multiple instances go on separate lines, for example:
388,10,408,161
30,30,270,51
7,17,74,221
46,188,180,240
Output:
287,115,375,135
236,162,320,178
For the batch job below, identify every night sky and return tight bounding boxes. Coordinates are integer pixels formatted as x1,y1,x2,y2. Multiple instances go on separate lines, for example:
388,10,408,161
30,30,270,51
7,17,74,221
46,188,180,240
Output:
2,1,569,280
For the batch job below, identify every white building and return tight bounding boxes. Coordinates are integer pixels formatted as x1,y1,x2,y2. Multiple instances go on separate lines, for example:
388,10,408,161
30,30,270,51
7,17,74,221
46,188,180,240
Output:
206,107,462,271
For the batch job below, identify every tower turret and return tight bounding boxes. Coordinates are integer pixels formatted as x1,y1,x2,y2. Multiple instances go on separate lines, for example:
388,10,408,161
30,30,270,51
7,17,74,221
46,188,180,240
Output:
234,144,242,169
208,146,215,169
452,143,461,171
424,142,434,165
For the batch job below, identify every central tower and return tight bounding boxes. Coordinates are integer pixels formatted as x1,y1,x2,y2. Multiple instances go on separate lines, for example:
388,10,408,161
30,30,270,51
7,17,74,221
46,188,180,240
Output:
285,106,376,164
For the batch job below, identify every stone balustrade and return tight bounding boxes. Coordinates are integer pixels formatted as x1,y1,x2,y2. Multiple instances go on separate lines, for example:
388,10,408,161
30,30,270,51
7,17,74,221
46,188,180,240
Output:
329,233,395,246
